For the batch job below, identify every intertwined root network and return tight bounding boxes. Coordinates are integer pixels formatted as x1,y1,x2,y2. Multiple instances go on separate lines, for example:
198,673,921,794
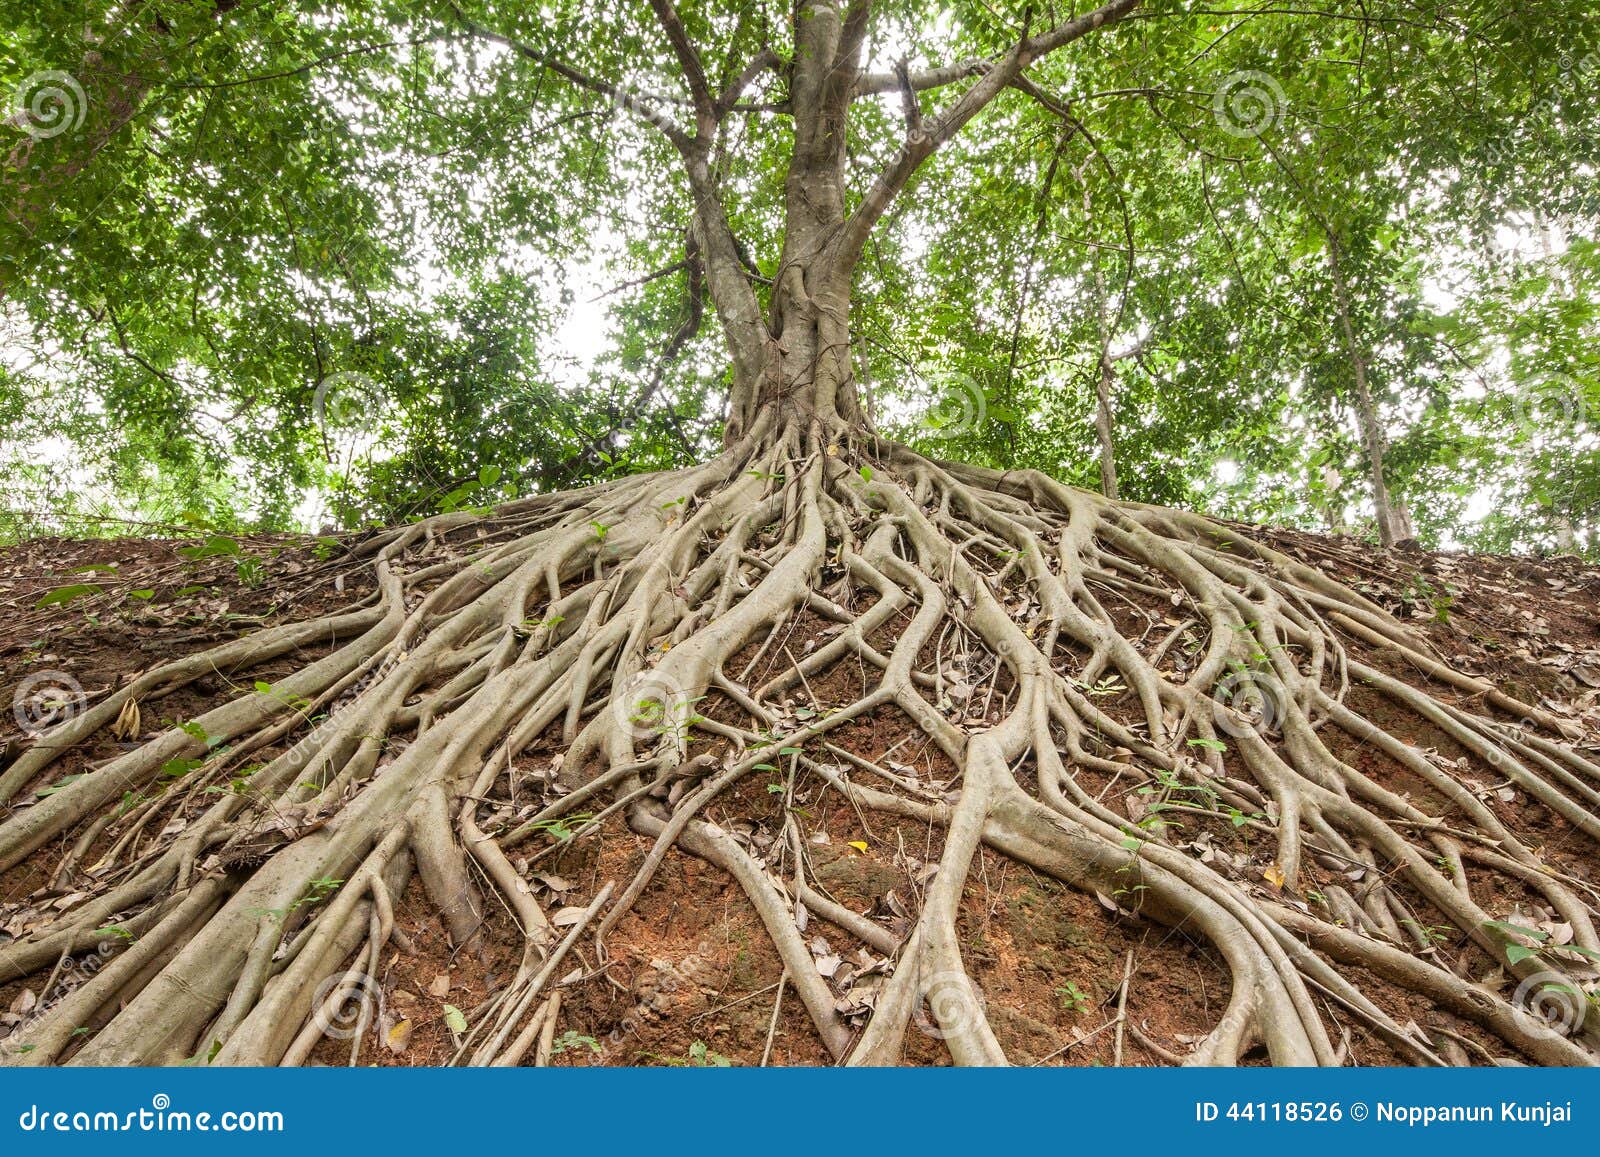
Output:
3,417,1598,1066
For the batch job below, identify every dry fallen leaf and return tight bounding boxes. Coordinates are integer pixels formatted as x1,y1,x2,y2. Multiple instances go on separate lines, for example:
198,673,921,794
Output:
110,697,141,741
384,1019,414,1054
442,1004,468,1034
428,973,451,998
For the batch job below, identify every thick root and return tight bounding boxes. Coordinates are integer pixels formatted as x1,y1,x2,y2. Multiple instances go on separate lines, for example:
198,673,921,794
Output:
3,419,1597,1067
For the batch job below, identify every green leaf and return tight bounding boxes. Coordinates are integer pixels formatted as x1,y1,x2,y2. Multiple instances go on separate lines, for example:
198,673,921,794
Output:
442,1004,468,1033
159,757,203,780
36,583,100,608
1505,943,1540,965
1483,919,1549,942
179,535,241,560
37,775,86,798
1556,944,1600,962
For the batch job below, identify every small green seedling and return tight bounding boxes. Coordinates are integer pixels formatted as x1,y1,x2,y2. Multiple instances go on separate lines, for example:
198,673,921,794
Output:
1484,919,1600,967
529,813,596,842
551,1031,602,1055
1055,982,1092,1014
687,1041,731,1067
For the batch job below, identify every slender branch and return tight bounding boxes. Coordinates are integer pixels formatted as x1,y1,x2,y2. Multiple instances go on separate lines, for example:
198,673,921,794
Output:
647,0,715,129
854,58,991,96
835,0,1143,267
716,48,780,116
447,7,691,151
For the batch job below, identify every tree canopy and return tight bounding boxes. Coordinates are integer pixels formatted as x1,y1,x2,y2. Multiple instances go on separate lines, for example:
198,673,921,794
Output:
3,1,1597,551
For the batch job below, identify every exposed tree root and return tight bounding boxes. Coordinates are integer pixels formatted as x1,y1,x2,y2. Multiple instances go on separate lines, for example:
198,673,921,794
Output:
3,418,1598,1067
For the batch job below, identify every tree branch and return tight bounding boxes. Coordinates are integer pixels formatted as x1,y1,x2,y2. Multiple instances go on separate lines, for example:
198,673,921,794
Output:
835,0,1143,267
715,48,780,116
447,7,691,151
854,58,990,96
647,0,715,130
445,6,764,384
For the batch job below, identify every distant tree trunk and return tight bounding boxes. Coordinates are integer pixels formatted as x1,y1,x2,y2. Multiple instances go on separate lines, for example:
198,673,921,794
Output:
1325,238,1412,547
1000,131,1073,467
1,3,237,299
1094,352,1120,500
1084,173,1120,500
1315,463,1351,535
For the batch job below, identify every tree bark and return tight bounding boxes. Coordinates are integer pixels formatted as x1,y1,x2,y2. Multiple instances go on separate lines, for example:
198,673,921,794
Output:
1094,353,1120,500
1326,237,1412,547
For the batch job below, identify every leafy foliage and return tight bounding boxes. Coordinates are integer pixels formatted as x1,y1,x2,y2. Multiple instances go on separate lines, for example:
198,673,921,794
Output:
2,2,1595,553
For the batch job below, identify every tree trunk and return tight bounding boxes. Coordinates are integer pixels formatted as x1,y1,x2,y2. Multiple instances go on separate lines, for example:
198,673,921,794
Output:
1094,353,1120,500
1084,174,1120,499
1326,238,1412,547
715,3,868,441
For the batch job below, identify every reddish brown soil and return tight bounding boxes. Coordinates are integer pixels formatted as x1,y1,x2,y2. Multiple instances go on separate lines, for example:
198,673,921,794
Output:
2,526,1597,1066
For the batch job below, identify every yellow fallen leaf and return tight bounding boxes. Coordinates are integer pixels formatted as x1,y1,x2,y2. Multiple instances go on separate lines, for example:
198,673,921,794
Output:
1262,864,1286,890
384,1019,413,1053
110,698,141,741
847,840,868,853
